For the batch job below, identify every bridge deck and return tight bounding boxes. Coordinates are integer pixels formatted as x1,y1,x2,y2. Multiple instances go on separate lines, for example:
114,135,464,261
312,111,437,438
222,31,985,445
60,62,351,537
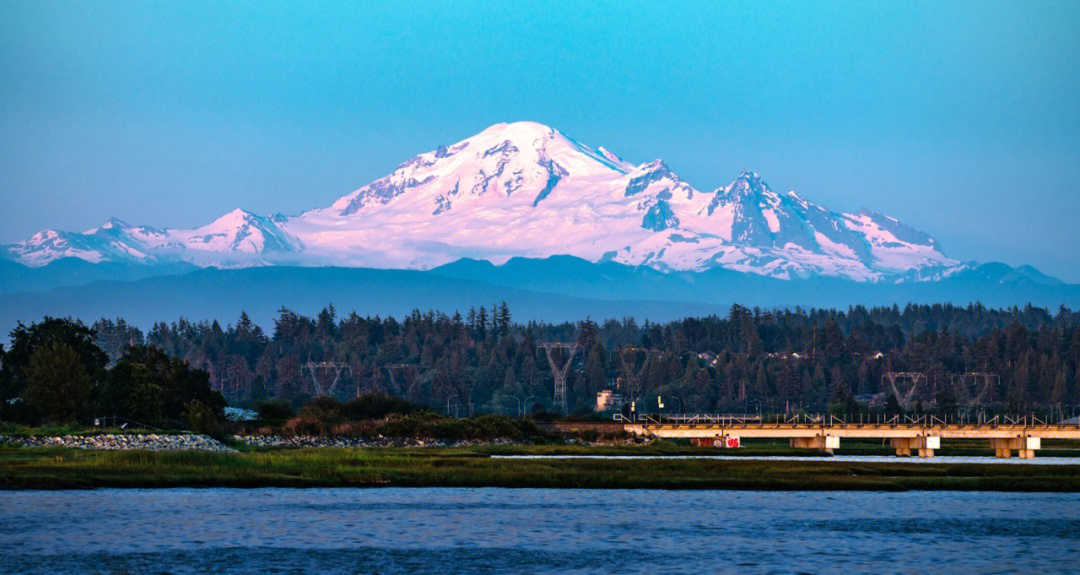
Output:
626,423,1080,440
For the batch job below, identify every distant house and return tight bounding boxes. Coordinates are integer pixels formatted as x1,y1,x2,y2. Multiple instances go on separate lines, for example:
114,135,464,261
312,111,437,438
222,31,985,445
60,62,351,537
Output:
696,352,720,366
596,389,624,412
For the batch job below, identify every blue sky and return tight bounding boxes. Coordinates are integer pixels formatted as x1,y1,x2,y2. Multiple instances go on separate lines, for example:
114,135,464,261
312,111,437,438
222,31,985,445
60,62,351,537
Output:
2,1,1079,280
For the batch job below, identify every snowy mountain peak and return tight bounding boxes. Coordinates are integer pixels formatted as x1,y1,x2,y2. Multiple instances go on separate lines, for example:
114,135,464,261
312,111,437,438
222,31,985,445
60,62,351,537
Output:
624,160,680,197
736,168,761,181
323,121,635,219
473,120,557,142
99,217,130,231
4,122,964,281
726,170,773,198
170,209,300,257
641,159,672,174
208,208,259,229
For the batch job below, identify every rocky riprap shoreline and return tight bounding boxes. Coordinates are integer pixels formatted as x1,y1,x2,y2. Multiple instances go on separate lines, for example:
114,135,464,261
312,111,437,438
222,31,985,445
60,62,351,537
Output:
1,433,626,451
233,435,518,448
0,434,237,452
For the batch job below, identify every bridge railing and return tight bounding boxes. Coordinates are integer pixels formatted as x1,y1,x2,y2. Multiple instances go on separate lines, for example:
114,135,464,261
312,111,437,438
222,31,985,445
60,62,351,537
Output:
616,413,766,426
615,411,1077,427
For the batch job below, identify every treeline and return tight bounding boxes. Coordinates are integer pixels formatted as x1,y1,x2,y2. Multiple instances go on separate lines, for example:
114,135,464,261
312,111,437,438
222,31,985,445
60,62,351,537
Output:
74,302,1080,417
0,318,225,429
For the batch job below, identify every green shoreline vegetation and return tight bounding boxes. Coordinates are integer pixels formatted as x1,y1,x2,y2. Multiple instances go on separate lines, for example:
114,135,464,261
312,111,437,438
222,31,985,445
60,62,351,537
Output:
3,442,1080,492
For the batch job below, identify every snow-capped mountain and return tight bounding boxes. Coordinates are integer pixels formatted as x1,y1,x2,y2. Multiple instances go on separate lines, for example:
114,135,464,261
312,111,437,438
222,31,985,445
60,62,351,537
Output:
2,121,961,281
4,210,301,269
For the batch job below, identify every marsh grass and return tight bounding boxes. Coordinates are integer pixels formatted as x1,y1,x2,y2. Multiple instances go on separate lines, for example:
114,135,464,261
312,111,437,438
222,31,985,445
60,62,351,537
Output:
0,422,186,437
3,445,1079,492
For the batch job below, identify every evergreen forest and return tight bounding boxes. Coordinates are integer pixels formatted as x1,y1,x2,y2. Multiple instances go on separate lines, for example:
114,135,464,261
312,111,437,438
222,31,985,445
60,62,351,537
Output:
67,302,1080,420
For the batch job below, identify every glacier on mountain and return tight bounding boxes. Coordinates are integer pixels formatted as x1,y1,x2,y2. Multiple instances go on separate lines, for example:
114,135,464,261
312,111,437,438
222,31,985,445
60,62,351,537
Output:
2,121,961,281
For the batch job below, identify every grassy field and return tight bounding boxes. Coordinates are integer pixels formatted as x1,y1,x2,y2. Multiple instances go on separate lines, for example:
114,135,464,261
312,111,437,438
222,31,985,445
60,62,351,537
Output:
2,443,1079,492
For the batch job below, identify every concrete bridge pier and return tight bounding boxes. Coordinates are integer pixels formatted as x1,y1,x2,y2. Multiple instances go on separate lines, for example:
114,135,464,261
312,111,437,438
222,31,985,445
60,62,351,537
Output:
622,420,1070,460
790,435,840,454
889,436,940,458
989,437,1040,459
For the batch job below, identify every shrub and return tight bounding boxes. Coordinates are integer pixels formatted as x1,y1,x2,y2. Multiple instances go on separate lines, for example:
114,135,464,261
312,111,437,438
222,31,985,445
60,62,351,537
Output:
330,421,377,436
184,400,223,438
342,393,424,420
578,428,601,443
600,430,630,442
375,412,443,438
529,409,558,423
283,414,329,436
256,400,296,422
376,413,549,442
298,397,344,425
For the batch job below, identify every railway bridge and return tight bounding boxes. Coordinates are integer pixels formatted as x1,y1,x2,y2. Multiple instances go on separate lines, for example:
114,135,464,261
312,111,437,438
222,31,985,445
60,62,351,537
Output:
620,414,1080,459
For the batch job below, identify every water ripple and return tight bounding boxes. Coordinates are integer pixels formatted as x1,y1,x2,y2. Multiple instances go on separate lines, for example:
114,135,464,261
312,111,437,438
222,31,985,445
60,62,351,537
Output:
1,488,1077,574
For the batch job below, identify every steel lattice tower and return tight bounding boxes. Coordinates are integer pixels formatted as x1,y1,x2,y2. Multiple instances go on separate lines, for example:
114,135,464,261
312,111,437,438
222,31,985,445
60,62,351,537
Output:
618,347,660,403
882,372,927,411
302,362,351,397
384,364,426,400
538,343,579,414
951,372,999,409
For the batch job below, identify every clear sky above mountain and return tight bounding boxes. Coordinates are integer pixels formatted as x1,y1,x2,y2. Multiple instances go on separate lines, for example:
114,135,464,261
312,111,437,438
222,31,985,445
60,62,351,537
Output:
2,1,1078,281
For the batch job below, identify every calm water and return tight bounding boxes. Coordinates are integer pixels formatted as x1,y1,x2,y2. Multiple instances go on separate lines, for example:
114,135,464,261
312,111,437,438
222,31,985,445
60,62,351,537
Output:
2,488,1079,574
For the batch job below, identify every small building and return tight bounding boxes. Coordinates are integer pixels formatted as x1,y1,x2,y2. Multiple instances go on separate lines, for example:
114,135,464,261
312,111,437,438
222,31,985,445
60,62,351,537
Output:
596,389,624,412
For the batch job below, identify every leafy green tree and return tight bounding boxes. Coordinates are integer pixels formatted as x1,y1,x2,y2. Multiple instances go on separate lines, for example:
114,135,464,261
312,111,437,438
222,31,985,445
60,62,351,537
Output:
117,345,226,424
23,342,94,425
184,400,223,437
1,317,107,423
98,360,163,425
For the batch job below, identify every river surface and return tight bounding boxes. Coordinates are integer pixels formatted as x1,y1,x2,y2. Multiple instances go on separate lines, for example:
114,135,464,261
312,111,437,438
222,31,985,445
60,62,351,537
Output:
2,488,1078,574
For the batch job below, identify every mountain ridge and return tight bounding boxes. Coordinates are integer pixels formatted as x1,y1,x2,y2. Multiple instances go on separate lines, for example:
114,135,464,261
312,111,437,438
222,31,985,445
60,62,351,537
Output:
2,256,1077,339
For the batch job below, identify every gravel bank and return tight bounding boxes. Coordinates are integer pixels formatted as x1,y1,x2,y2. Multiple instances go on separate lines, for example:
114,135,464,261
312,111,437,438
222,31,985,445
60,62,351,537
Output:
0,434,237,452
233,435,518,448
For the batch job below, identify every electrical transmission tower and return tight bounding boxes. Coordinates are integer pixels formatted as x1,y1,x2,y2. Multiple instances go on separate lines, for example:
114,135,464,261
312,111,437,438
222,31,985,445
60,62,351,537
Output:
538,343,579,414
302,362,351,397
951,372,998,409
618,347,660,403
384,364,426,400
882,372,927,411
